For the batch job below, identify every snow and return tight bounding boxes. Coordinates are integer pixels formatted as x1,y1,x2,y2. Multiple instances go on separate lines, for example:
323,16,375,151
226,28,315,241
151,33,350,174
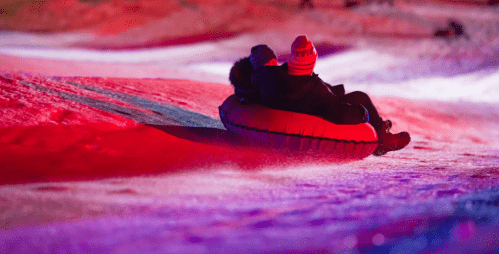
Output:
1,0,499,253
3,30,499,104
345,68,499,103
0,41,220,63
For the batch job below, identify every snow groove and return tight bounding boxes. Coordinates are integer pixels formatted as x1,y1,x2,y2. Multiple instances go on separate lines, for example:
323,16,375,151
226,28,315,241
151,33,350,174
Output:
16,78,178,126
0,74,223,127
60,79,224,128
0,73,224,128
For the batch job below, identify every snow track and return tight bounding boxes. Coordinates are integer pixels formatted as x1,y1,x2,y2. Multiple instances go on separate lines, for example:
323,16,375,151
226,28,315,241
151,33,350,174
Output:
60,78,223,128
1,73,224,128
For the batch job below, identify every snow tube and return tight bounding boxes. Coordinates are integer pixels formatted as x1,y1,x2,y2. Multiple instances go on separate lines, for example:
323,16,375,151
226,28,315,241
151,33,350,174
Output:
219,95,378,160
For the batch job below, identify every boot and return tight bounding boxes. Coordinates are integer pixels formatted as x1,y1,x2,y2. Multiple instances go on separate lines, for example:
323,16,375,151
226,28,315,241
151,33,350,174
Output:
373,131,411,156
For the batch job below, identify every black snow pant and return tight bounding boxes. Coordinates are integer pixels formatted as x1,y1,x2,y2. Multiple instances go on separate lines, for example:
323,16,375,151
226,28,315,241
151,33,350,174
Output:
339,91,383,133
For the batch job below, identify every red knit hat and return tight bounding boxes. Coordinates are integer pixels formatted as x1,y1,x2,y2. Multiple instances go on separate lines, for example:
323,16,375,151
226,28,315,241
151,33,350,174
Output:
288,35,317,76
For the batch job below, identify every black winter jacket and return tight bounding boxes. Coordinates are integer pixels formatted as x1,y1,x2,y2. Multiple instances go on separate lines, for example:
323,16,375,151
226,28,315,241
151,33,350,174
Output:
251,63,368,125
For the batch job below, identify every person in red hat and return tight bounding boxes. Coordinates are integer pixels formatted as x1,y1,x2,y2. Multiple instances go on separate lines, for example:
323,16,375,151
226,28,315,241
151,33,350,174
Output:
229,36,410,155
285,36,410,155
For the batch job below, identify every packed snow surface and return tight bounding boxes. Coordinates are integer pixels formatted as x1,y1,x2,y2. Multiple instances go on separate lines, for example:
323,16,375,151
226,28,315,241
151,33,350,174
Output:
1,1,499,253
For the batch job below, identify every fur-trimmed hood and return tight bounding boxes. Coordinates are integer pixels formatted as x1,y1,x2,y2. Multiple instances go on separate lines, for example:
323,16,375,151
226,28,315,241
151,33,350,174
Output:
229,57,262,102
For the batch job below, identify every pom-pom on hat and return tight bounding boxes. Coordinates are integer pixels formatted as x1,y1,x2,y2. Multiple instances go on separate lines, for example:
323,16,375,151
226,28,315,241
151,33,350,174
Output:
250,45,277,70
288,35,317,75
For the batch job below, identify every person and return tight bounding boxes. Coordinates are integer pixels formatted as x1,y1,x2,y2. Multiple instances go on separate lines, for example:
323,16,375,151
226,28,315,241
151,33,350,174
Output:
448,19,469,40
250,43,368,126
229,36,410,155
299,0,314,9
433,19,469,41
488,0,499,6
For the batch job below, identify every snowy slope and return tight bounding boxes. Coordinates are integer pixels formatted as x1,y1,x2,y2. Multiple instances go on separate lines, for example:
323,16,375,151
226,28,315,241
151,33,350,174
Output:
1,64,499,253
1,1,499,253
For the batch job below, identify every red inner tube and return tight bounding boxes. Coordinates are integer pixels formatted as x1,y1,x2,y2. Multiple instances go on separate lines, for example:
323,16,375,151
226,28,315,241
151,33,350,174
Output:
219,95,379,160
